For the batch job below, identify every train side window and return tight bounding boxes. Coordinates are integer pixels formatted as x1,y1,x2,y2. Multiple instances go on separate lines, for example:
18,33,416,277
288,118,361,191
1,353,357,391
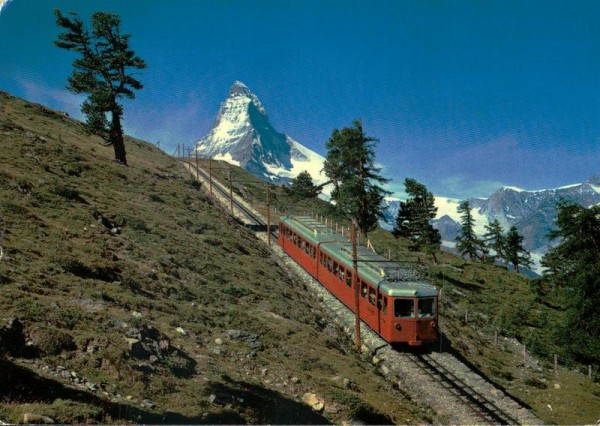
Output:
361,282,367,298
339,267,345,281
382,297,388,314
346,271,352,287
333,262,339,276
394,298,415,318
377,294,382,310
319,252,324,265
368,287,376,305
327,257,333,272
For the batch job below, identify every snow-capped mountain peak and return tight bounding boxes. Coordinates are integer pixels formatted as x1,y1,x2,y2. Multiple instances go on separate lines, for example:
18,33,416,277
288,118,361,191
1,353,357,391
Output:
195,81,327,186
228,80,267,115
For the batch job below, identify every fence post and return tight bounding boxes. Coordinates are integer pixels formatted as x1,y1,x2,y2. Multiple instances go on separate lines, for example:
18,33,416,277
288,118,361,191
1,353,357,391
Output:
589,365,592,380
494,330,498,347
523,345,527,366
554,354,558,374
465,309,468,324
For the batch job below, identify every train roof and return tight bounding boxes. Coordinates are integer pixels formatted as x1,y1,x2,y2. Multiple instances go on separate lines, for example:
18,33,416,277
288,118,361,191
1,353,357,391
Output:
279,215,438,298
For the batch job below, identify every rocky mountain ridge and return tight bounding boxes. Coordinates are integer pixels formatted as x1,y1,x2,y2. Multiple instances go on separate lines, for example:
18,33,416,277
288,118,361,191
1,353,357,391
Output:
381,174,600,271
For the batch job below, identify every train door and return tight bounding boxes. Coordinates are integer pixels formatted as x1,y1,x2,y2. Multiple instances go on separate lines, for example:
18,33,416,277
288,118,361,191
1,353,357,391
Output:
377,293,389,338
392,297,419,344
415,297,438,343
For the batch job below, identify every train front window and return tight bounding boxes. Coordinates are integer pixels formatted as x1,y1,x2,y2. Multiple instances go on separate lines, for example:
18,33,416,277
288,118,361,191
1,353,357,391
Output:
394,298,415,318
418,298,436,318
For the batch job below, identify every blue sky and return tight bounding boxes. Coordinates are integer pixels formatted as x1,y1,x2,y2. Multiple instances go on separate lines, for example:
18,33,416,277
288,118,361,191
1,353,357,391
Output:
1,1,598,199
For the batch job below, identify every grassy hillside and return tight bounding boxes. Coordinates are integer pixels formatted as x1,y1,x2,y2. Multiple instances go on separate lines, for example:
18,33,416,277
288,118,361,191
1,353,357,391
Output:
0,91,434,424
205,153,600,424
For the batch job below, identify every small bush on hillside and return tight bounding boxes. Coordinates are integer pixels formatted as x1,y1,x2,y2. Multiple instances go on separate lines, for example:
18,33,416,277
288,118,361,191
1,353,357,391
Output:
31,327,76,355
163,352,196,377
128,217,150,232
148,193,165,203
221,284,252,298
185,177,202,190
51,185,83,201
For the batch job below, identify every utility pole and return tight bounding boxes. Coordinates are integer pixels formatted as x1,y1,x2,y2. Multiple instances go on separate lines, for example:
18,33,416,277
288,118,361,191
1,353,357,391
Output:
266,183,271,246
195,149,199,177
228,168,233,215
352,221,361,353
208,159,213,196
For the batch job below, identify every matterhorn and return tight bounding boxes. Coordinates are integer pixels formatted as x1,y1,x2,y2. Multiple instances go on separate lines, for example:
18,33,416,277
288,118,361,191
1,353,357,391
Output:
194,81,325,185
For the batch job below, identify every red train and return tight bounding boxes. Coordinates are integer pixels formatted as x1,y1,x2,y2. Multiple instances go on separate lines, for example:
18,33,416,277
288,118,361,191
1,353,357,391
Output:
278,215,439,346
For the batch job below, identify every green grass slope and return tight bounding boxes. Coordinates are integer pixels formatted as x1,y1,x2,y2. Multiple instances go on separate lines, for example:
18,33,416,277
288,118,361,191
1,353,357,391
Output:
0,91,432,424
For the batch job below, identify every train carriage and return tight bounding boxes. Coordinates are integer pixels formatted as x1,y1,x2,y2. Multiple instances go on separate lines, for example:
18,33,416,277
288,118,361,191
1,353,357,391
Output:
278,214,439,346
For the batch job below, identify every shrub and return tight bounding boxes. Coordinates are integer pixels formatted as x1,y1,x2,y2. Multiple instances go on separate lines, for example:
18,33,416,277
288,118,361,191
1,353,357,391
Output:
221,284,252,298
163,352,196,377
185,177,202,190
148,193,165,203
31,327,76,355
51,185,82,200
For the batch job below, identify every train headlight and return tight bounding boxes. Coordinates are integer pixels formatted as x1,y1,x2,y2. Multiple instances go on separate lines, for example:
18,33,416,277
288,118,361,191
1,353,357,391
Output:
395,324,402,331
430,321,437,329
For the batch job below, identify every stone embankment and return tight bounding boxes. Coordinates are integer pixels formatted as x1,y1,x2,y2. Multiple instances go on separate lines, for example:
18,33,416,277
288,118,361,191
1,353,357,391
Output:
185,162,543,425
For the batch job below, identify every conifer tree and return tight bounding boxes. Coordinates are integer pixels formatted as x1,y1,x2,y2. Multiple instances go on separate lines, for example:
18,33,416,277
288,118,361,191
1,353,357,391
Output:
542,202,600,364
288,170,320,199
54,9,146,166
483,219,506,263
393,178,441,262
504,226,532,273
323,120,390,236
455,201,482,260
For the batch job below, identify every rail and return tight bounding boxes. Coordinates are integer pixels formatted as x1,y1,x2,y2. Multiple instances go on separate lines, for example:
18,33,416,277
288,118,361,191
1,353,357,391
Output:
404,352,521,425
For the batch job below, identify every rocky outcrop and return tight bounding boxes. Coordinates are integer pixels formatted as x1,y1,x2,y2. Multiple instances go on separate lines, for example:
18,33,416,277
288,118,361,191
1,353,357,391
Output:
0,317,26,356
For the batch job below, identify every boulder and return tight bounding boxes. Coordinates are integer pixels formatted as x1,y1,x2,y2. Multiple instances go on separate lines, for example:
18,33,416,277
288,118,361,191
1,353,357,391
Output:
127,338,151,360
0,317,25,355
23,413,55,424
302,393,325,412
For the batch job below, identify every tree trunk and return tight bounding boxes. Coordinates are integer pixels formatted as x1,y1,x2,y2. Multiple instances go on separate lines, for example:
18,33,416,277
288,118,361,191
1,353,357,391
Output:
110,109,127,166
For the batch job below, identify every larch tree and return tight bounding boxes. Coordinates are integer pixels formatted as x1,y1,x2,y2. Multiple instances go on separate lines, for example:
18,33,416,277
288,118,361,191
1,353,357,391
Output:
393,178,441,262
54,9,146,166
323,119,390,237
455,201,482,260
504,226,532,273
483,219,507,263
287,170,320,200
542,201,600,364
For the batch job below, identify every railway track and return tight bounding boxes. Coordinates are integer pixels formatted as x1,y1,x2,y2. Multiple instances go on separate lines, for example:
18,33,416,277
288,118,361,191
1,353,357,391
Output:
183,160,279,241
181,159,536,425
404,352,520,425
